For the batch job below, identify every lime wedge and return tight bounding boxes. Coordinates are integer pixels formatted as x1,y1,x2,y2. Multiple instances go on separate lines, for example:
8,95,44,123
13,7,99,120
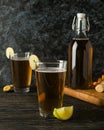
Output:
53,106,74,120
6,47,14,59
53,108,61,120
29,54,39,70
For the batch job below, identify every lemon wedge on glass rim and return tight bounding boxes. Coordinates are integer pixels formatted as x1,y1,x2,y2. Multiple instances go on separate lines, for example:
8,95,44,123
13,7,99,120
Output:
6,47,14,59
29,54,39,70
53,106,74,120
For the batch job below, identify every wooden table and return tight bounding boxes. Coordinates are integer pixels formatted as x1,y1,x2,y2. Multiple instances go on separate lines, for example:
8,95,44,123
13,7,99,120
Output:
0,88,104,130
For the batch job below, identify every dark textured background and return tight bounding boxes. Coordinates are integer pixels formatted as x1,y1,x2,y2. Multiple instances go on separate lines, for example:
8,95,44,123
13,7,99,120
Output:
0,0,104,89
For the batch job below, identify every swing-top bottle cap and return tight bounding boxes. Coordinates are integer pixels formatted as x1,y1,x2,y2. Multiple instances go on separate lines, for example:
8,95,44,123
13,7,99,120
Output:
72,13,90,32
77,13,86,19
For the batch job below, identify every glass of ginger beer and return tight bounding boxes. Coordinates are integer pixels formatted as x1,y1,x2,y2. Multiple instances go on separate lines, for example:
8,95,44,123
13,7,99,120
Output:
11,52,32,93
35,60,67,117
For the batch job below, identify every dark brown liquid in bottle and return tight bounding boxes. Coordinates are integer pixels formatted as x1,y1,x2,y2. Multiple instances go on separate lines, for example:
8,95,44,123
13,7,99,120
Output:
68,38,93,89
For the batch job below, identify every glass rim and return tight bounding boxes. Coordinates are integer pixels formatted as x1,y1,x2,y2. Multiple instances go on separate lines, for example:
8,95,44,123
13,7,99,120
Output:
35,60,67,64
13,52,30,55
11,52,31,59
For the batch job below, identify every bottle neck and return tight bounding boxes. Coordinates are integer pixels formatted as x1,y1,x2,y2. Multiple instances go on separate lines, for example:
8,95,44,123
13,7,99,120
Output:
72,14,90,39
75,30,87,38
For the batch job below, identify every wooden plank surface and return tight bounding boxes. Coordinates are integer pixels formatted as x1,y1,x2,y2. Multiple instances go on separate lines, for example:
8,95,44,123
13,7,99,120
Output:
0,90,104,130
64,87,104,106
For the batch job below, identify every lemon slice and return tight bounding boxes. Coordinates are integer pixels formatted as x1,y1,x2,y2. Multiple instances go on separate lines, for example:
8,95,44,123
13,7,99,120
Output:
29,54,39,70
53,106,74,120
3,85,14,92
6,47,14,59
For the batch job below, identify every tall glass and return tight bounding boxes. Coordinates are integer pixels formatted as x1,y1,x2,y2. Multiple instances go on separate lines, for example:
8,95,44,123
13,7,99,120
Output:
11,52,32,93
35,60,67,117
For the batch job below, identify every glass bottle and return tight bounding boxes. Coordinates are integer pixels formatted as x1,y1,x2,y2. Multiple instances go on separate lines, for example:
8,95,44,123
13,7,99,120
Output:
67,13,93,89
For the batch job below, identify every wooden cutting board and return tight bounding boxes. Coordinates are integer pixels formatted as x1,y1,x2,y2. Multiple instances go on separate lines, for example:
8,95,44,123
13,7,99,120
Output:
64,87,104,106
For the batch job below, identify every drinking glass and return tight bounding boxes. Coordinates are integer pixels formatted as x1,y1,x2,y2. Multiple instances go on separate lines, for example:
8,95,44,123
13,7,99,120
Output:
11,52,32,93
35,60,67,117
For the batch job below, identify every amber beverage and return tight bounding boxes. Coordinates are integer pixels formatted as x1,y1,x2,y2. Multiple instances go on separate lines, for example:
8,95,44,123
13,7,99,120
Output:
11,52,32,92
35,61,67,117
67,13,93,89
68,39,93,89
